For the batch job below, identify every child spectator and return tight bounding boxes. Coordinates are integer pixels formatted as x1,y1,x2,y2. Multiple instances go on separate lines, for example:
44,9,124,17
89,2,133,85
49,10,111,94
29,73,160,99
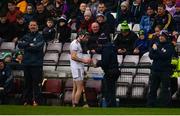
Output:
133,30,149,56
57,15,71,44
42,18,56,43
13,51,23,64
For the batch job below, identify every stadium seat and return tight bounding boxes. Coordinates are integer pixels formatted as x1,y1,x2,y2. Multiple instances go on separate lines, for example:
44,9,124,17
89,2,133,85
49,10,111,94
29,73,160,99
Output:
116,82,130,98
111,12,117,19
132,24,140,33
12,70,24,78
62,43,71,52
85,79,102,106
137,68,151,75
56,66,71,78
92,54,101,60
117,74,133,85
139,55,152,66
117,55,123,66
43,52,59,72
0,42,15,52
46,43,62,53
85,79,102,94
64,79,73,90
42,79,63,105
58,52,70,66
121,68,137,75
131,83,147,99
123,55,139,66
133,74,150,85
44,52,59,65
63,90,72,105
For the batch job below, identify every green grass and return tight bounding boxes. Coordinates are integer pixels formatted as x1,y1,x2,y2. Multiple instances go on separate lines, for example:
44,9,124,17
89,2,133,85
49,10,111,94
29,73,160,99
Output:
1,105,180,115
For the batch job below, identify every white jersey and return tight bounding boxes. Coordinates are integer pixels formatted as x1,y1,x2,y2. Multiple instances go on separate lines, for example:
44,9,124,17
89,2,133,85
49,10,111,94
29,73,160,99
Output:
70,39,84,69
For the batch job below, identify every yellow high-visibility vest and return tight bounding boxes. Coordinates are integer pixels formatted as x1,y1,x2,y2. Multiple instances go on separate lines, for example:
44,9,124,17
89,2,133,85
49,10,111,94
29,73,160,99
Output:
171,57,180,78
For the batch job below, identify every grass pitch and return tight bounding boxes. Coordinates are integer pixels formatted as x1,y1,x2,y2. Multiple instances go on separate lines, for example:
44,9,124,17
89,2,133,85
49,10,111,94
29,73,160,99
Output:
1,105,180,115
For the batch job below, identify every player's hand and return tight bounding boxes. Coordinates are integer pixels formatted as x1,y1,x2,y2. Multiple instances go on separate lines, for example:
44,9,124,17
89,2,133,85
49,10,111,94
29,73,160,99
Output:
82,58,92,64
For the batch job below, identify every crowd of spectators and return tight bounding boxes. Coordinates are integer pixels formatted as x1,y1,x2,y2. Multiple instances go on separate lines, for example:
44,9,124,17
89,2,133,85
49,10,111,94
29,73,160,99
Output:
0,0,179,57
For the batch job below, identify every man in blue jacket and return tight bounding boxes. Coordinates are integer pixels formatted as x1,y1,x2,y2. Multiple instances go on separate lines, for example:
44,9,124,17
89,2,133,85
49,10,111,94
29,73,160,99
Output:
147,30,175,107
18,20,44,106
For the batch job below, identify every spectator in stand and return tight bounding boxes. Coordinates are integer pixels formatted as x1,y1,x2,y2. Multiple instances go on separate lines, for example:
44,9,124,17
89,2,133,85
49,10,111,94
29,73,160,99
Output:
0,13,14,42
165,0,176,16
34,2,51,31
140,5,156,35
23,3,35,24
147,30,175,107
100,0,118,12
96,3,115,33
96,13,111,39
54,0,69,19
130,0,145,23
13,51,23,64
68,0,82,20
76,2,87,31
148,25,163,48
13,14,28,44
114,21,138,55
6,1,22,24
42,18,56,43
0,52,12,63
41,0,55,17
57,15,71,44
0,58,13,104
142,0,159,9
87,22,100,54
11,50,24,70
153,4,174,32
18,20,44,106
16,0,28,13
87,0,99,17
78,10,94,32
173,0,180,33
116,1,134,25
133,30,149,56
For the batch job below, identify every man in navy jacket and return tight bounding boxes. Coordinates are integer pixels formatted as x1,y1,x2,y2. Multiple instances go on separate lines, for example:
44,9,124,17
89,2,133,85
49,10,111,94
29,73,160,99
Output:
18,20,44,106
147,30,175,107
